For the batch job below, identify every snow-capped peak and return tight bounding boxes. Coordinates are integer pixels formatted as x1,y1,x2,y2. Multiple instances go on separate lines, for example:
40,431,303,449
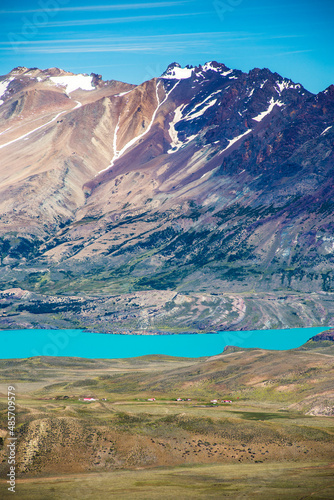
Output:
161,63,194,80
201,61,231,74
161,61,236,82
275,78,301,94
202,61,221,73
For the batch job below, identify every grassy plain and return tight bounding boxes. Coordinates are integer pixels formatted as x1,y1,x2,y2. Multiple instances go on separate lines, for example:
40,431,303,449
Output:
1,462,334,499
0,341,333,498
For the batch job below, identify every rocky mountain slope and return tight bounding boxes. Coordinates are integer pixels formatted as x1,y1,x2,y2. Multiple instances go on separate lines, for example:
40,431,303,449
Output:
0,62,333,332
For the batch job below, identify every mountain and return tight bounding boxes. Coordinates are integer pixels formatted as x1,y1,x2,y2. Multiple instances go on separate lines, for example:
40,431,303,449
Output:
0,62,333,333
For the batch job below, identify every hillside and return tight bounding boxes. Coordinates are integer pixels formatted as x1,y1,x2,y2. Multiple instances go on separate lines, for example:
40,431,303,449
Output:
0,335,333,484
0,63,333,333
1,331,333,409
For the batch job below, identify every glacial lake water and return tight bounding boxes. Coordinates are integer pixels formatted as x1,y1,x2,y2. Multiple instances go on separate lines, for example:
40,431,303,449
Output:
0,327,328,359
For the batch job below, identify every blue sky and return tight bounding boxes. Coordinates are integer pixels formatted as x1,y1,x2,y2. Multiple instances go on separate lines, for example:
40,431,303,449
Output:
0,0,333,93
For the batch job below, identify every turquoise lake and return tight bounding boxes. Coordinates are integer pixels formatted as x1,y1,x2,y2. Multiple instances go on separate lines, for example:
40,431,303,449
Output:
0,327,328,359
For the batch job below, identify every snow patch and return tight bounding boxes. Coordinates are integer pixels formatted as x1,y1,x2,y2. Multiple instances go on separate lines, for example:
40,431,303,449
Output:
252,97,284,122
222,129,252,153
202,62,218,72
0,100,79,150
184,134,197,143
0,112,65,150
162,66,193,80
201,63,233,77
202,62,221,73
115,90,132,97
276,79,301,94
320,125,332,136
167,104,185,153
50,74,95,94
99,115,121,172
190,89,221,108
193,72,205,81
0,78,14,100
0,127,11,136
184,99,217,121
113,117,120,156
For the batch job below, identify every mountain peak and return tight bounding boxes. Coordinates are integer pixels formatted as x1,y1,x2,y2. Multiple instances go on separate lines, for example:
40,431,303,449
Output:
322,84,334,97
161,62,194,80
161,61,234,80
9,66,29,75
201,61,229,72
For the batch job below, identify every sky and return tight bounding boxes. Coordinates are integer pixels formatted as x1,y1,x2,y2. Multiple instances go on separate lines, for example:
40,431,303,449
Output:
0,0,333,93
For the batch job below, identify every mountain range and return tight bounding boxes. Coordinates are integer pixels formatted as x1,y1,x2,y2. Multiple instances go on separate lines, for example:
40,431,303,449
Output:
0,62,333,334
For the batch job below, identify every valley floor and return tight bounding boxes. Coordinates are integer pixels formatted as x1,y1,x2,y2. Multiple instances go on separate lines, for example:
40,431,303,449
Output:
1,461,334,499
0,347,333,498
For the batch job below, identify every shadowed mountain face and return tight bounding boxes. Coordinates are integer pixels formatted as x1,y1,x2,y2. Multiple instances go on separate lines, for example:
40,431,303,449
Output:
0,63,333,332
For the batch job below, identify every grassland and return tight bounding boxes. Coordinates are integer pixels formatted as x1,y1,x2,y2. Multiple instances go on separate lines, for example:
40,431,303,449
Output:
0,341,333,498
1,462,334,499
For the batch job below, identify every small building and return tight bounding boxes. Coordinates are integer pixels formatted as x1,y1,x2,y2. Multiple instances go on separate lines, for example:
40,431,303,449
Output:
147,398,156,401
83,397,97,402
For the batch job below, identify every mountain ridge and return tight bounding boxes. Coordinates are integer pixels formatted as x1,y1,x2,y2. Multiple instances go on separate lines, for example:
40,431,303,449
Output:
0,61,333,333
